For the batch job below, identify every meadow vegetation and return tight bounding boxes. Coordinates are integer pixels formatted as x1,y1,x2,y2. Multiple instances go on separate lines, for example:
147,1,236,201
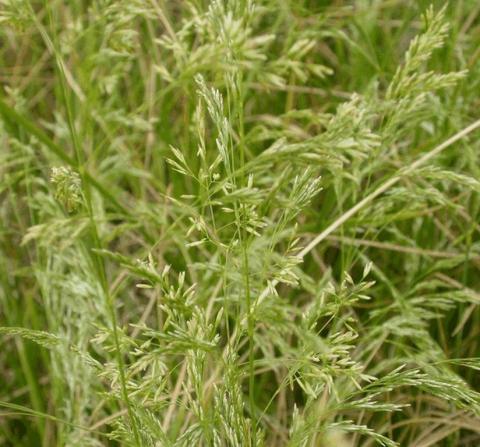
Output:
1,0,480,445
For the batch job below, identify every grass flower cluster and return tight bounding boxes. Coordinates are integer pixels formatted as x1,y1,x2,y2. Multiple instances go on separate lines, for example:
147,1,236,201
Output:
1,1,480,446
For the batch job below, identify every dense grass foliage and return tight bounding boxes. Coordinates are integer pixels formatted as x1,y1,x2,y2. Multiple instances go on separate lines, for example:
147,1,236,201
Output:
2,1,480,445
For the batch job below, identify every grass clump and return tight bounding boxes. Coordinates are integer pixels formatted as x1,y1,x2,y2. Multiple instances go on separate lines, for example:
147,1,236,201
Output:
1,1,480,446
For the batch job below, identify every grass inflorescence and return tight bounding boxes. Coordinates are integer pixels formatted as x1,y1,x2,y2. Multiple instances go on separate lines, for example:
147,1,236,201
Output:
1,1,480,446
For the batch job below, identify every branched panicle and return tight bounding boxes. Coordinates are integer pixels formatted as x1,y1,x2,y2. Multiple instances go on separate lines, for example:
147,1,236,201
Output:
1,1,480,447
388,5,450,96
50,166,83,213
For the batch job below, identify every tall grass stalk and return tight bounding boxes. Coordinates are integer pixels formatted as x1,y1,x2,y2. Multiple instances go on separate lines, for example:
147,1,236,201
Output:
1,1,480,446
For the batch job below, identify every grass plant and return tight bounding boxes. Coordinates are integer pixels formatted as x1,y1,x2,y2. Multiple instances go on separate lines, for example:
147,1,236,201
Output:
1,1,480,445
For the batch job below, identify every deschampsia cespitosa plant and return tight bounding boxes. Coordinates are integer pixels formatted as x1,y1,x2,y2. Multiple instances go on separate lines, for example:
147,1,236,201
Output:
1,1,480,446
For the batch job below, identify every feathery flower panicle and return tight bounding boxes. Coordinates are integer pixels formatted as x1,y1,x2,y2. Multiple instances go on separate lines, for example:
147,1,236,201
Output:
50,166,82,213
